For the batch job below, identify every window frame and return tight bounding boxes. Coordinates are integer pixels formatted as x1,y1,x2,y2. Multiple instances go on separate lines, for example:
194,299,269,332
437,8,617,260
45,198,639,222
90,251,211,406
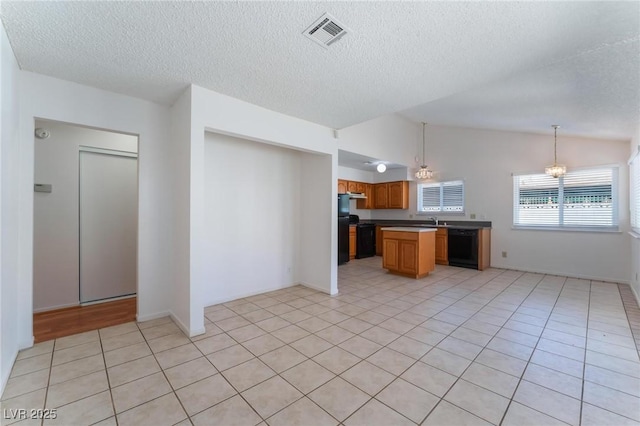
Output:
630,148,640,235
416,179,465,215
512,165,619,232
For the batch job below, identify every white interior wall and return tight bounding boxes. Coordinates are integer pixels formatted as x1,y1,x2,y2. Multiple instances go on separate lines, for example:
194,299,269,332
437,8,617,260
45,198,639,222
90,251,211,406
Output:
33,120,137,312
10,71,177,376
630,129,640,302
201,132,302,305
184,85,337,335
1,24,22,396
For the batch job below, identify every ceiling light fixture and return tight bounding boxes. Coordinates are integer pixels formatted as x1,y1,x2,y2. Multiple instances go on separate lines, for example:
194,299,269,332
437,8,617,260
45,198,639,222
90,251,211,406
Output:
376,163,387,173
545,125,566,178
415,122,433,180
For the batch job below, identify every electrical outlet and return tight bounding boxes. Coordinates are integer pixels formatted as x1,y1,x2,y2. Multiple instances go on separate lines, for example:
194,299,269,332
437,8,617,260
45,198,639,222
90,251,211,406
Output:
502,251,507,258
470,213,476,219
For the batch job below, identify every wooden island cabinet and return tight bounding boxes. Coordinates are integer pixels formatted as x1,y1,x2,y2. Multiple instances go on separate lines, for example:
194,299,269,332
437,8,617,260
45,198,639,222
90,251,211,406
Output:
381,227,436,279
435,228,448,265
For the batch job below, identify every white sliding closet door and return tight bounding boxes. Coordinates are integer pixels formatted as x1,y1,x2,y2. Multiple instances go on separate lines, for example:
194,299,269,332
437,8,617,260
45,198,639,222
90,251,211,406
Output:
79,149,137,303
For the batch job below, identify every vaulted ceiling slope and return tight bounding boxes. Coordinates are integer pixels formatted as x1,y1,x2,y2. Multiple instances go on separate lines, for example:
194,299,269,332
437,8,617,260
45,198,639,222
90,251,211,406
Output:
2,1,638,139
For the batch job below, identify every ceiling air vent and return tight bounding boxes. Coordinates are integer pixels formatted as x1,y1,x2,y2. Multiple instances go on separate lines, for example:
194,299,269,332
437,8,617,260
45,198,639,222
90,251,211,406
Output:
303,13,349,48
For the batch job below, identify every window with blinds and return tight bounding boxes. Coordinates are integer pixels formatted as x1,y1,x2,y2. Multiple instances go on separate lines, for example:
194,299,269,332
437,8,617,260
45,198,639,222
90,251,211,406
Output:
630,149,640,232
417,180,464,213
513,167,618,230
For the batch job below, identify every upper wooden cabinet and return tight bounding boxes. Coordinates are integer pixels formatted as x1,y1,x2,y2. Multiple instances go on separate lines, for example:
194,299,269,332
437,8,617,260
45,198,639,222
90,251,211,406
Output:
374,181,409,209
337,179,348,194
337,179,409,210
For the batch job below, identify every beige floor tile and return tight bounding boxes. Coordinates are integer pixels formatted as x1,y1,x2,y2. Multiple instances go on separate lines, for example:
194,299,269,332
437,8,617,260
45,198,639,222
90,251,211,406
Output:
581,402,640,426
421,347,472,376
404,326,448,346
266,396,338,426
271,325,310,344
51,341,102,366
338,336,382,359
530,349,584,378
147,332,191,353
290,335,333,358
585,364,640,397
279,309,313,324
444,379,510,424
155,343,201,369
103,342,150,368
116,393,187,426
587,338,639,362
242,309,275,323
436,336,483,360
191,394,262,426
537,338,585,362
242,334,286,357
255,316,291,333
137,316,173,330
259,345,307,373
111,372,171,413
10,353,52,378
242,376,303,418
422,319,459,335
316,309,351,325
98,322,139,340
461,362,520,399
207,344,255,371
297,317,333,334
313,347,361,375
163,357,218,390
476,348,527,377
586,350,640,379
495,328,539,348
542,328,586,348
301,304,332,316
176,374,237,416
2,369,50,400
337,318,374,334
514,380,581,425
583,381,640,421
359,326,400,346
222,358,276,392
193,333,236,355
486,337,534,360
340,361,395,396
523,363,583,399
230,302,261,315
400,361,457,397
100,331,145,352
215,315,252,332
227,324,266,343
365,347,414,376
55,330,99,350
355,311,388,325
43,391,114,426
190,321,224,342
502,401,567,426
449,327,492,347
107,355,160,387
376,378,439,423
46,370,109,408
422,400,492,426
315,325,355,345
16,341,54,362
308,377,370,422
344,398,413,426
281,360,335,394
0,389,46,425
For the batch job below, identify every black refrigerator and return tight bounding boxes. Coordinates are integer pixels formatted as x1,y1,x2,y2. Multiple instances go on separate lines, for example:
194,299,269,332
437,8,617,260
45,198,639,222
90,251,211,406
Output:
338,194,350,265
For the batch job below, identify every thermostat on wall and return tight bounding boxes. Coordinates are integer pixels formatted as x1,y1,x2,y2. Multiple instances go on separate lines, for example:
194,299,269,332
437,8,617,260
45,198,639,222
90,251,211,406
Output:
34,184,52,193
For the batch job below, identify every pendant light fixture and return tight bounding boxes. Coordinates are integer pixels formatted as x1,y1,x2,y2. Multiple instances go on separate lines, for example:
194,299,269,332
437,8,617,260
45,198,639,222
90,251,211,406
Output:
545,125,566,178
415,122,433,180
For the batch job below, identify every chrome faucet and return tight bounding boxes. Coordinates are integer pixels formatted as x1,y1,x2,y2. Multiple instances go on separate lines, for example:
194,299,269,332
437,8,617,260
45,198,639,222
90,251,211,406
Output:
429,216,439,225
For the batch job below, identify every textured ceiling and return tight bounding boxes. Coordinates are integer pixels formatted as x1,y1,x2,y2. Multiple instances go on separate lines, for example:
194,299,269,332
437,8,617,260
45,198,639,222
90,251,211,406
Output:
2,1,639,139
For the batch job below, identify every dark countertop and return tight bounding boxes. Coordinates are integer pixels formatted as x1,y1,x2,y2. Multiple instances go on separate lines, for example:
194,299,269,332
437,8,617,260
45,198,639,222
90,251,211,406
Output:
360,219,492,230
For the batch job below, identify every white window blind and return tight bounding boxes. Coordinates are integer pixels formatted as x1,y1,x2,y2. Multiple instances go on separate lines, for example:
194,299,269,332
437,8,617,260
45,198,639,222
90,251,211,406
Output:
631,149,640,232
513,167,618,230
418,180,464,213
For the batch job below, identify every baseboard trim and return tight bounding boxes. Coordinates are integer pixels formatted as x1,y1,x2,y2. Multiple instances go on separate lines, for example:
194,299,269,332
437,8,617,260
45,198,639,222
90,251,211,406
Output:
489,264,630,285
630,283,640,308
203,283,298,308
299,281,335,295
136,311,170,323
169,311,205,338
0,350,19,398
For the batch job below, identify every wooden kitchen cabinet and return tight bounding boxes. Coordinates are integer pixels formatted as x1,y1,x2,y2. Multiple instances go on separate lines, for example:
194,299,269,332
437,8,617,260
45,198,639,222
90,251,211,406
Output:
375,225,383,256
374,184,389,209
382,228,435,279
349,225,357,260
478,228,491,271
337,179,348,194
356,183,374,209
435,227,448,265
373,181,409,209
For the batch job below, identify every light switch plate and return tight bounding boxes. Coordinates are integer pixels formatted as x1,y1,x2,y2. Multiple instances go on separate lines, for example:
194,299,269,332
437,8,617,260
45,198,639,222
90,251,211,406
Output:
34,184,52,193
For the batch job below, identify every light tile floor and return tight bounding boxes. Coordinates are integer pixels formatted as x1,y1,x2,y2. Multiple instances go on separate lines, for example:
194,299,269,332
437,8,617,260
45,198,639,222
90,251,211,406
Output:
2,258,640,425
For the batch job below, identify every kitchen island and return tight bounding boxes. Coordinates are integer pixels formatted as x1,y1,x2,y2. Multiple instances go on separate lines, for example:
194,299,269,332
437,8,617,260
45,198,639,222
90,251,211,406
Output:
381,227,437,279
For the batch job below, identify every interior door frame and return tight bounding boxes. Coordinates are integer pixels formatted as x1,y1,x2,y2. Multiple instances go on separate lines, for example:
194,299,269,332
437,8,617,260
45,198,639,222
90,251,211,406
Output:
78,145,138,305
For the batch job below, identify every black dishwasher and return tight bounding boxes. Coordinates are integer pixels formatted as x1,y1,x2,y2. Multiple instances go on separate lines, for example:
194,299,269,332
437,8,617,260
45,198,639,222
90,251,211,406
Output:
448,228,479,269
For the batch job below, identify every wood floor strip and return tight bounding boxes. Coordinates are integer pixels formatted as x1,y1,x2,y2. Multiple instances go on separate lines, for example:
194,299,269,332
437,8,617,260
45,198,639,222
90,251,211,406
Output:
33,297,137,343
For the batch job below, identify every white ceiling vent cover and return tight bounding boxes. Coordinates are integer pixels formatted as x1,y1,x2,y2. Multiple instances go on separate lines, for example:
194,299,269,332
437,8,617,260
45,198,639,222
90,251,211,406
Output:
303,13,349,48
